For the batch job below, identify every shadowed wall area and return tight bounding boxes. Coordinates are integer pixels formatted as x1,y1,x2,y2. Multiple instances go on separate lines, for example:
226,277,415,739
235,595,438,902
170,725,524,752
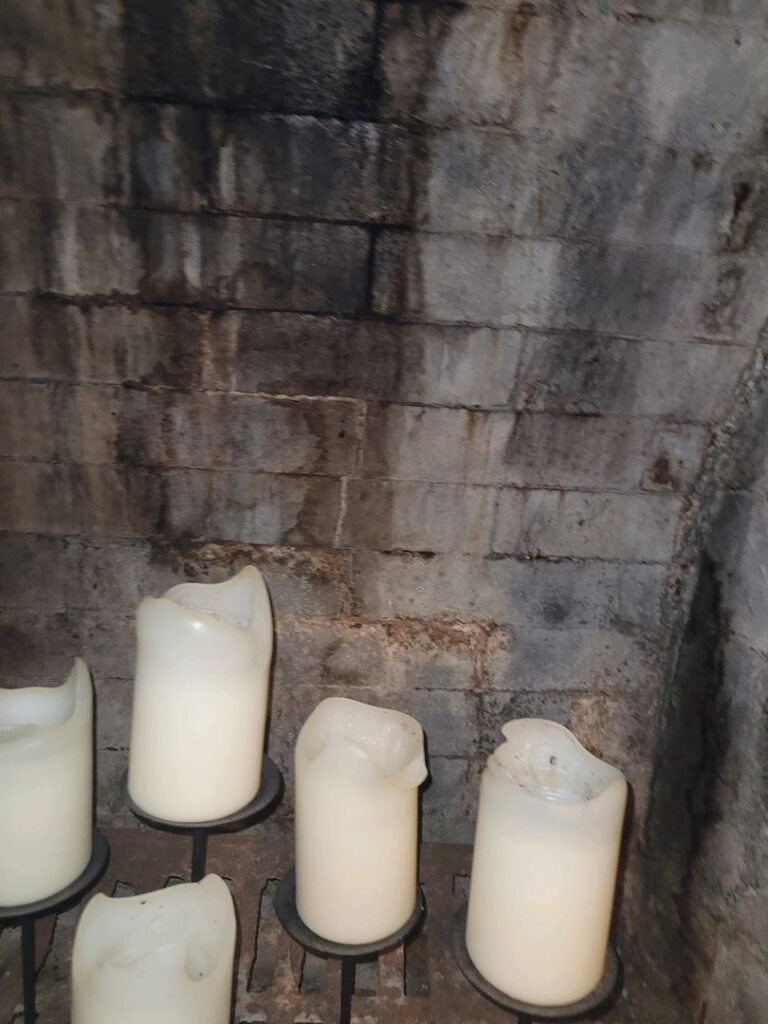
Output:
0,1,767,1021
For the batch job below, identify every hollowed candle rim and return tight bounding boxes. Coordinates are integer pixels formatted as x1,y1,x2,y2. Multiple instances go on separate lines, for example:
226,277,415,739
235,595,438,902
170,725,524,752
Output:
0,657,92,755
138,565,273,669
75,874,234,981
490,718,624,806
298,696,428,787
160,565,266,630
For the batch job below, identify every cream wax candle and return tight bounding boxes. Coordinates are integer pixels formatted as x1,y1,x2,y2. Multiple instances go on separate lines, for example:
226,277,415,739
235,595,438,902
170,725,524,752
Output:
465,719,627,1006
0,658,93,906
295,697,428,944
71,873,235,1024
128,566,273,822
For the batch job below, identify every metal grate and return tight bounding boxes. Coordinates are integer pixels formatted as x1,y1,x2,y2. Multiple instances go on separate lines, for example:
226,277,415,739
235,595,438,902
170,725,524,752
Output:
0,828,614,1023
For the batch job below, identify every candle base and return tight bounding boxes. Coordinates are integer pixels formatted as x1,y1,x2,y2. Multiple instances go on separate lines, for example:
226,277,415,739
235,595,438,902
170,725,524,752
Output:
0,830,110,1024
452,903,621,1023
275,866,425,1024
122,755,283,881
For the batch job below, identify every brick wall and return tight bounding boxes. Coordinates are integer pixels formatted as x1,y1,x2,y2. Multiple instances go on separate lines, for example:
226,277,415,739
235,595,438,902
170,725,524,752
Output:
1,2,768,1018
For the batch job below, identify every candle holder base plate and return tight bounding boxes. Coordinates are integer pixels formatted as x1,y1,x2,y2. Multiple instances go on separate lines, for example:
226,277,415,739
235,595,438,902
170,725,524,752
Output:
0,829,110,922
452,904,620,1023
275,865,425,959
0,829,110,1024
275,866,425,1024
122,756,283,880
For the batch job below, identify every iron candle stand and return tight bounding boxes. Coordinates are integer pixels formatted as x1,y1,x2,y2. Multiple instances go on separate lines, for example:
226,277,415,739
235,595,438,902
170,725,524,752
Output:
275,866,426,1024
452,903,621,1024
0,830,110,1024
123,755,283,881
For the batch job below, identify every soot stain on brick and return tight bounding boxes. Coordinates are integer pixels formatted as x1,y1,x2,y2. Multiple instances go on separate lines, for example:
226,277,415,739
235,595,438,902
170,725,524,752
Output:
546,29,654,377
721,169,767,254
281,481,334,549
614,9,659,23
126,103,166,207
0,623,39,676
28,298,79,379
640,552,730,1018
122,0,207,101
0,96,22,191
518,334,631,415
502,1,538,59
701,264,746,336
648,453,679,490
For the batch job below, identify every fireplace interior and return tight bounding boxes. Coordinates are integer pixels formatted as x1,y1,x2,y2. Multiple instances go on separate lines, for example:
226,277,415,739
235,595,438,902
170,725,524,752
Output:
1,1,768,1021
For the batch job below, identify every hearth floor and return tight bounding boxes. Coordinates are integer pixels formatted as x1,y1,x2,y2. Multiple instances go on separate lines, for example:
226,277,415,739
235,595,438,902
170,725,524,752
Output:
0,828,614,1023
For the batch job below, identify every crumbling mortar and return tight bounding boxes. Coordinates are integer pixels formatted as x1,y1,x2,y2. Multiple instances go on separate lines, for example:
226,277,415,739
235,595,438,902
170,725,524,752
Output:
147,538,356,616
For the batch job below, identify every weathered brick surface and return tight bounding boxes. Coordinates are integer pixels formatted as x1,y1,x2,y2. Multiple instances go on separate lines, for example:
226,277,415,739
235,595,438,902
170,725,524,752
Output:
276,617,480,696
46,207,371,310
374,231,765,343
123,0,377,115
49,205,143,296
2,3,768,1017
493,489,684,561
414,129,539,236
516,333,751,420
381,5,768,154
362,405,517,485
0,535,351,626
380,4,560,131
210,313,523,407
343,479,497,553
352,550,657,630
486,626,661,694
362,403,700,492
214,114,411,223
0,95,118,203
0,0,122,90
114,388,361,474
0,199,46,292
587,0,768,21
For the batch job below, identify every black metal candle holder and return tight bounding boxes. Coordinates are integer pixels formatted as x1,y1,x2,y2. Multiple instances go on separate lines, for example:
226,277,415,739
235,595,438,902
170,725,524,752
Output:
452,904,621,1024
275,866,425,1024
122,755,283,881
0,830,110,1024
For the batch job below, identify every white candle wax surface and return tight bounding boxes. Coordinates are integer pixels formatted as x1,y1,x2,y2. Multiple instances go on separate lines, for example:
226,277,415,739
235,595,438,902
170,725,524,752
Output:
296,697,428,944
128,566,273,822
71,873,235,1024
0,658,93,906
466,719,627,1007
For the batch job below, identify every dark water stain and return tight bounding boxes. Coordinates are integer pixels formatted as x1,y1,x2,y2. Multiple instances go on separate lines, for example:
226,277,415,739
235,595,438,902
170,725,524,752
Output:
27,297,80,379
648,453,680,490
122,0,207,101
614,10,659,23
639,553,729,1019
502,1,538,59
701,264,746,336
720,165,768,253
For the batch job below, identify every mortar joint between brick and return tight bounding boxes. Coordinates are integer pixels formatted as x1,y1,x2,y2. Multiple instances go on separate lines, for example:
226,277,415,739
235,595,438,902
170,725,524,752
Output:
352,401,368,478
9,190,768,262
9,291,753,349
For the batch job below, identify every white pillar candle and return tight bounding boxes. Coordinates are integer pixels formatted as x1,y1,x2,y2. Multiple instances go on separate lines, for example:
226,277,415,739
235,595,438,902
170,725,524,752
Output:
71,873,235,1024
466,719,627,1006
0,658,93,906
128,565,273,822
295,697,428,944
